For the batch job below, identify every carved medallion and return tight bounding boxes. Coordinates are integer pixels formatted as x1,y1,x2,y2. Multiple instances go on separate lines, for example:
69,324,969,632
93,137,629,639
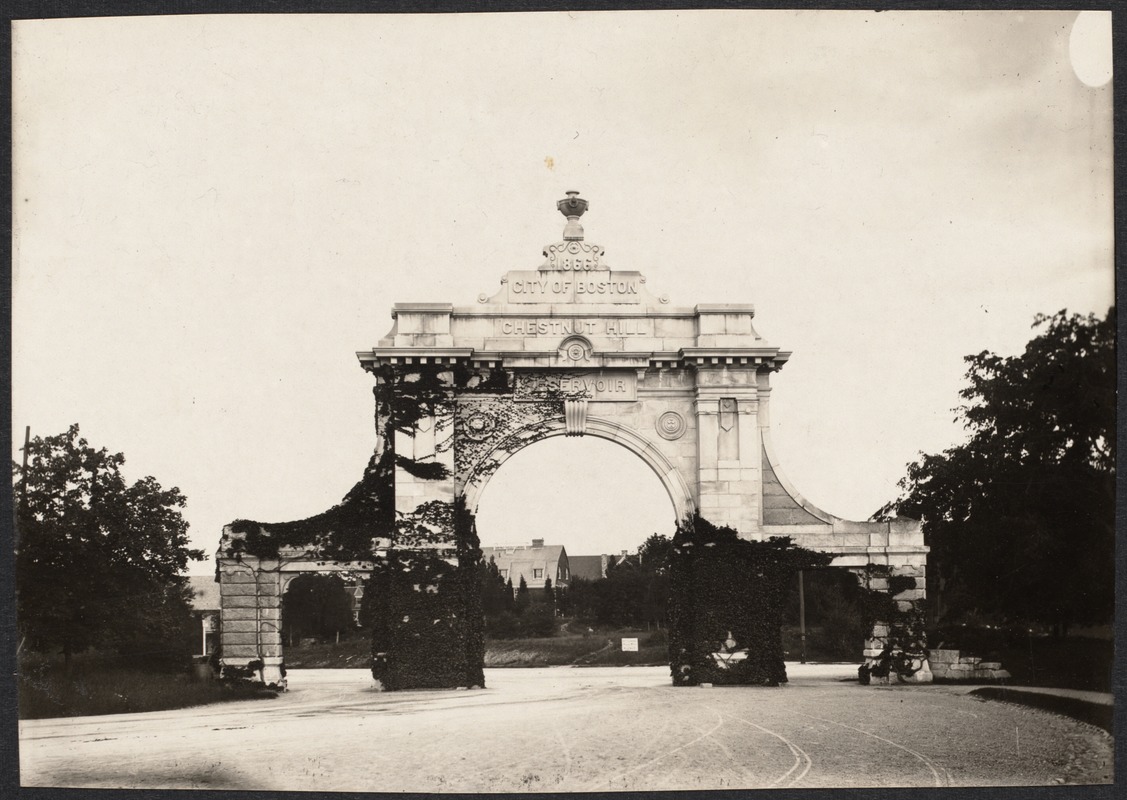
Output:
557,335,593,363
656,410,687,440
463,412,497,442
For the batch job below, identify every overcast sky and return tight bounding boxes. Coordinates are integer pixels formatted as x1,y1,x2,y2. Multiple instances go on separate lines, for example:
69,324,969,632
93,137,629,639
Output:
12,11,1113,573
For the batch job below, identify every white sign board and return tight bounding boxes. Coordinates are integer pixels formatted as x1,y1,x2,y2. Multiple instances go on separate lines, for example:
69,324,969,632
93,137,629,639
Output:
621,637,639,652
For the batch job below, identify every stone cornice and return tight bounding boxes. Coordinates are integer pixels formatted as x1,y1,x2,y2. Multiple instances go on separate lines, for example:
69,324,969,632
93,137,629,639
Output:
357,347,475,367
359,346,790,371
450,303,762,319
695,303,756,315
390,303,454,318
451,304,699,318
680,348,791,367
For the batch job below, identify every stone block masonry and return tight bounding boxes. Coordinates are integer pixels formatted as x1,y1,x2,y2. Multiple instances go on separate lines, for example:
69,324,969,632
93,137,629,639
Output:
930,648,1012,682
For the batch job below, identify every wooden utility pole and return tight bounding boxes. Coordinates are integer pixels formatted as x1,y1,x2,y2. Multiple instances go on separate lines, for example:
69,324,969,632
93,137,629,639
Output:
21,425,30,474
798,569,807,664
15,426,30,550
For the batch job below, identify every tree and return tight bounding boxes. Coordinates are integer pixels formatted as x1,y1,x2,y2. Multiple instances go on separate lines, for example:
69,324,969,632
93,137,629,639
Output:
668,514,830,685
637,533,673,629
514,576,530,613
638,533,672,572
14,425,204,668
479,556,512,617
880,308,1115,634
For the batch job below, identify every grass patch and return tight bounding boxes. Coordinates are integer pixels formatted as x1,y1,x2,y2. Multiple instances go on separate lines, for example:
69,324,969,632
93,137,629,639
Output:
281,628,669,669
970,687,1112,733
936,634,1113,692
781,624,865,663
19,654,277,720
486,629,667,667
280,638,370,669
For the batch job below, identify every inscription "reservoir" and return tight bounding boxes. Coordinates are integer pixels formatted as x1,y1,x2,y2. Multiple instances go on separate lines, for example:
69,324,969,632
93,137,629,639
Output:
515,371,637,402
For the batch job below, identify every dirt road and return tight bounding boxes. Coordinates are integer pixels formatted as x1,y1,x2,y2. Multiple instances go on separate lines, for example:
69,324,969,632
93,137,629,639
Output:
19,665,1112,791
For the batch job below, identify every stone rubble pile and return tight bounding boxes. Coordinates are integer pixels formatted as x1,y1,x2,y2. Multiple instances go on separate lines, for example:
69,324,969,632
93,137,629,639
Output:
929,648,1010,682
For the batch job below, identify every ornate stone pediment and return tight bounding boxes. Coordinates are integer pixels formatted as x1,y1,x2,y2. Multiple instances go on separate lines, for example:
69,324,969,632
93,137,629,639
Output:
541,239,606,271
472,192,672,307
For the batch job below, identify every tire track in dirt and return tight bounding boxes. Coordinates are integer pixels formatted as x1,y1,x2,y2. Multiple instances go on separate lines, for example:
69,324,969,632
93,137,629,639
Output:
737,716,813,787
583,710,725,790
796,711,947,786
713,706,813,788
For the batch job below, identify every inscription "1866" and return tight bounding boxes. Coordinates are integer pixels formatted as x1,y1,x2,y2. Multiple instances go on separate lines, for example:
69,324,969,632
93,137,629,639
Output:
554,253,599,270
544,240,603,271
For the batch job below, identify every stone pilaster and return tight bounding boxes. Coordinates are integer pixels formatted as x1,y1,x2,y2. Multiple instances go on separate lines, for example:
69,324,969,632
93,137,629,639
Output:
217,556,285,687
694,369,761,535
853,556,932,684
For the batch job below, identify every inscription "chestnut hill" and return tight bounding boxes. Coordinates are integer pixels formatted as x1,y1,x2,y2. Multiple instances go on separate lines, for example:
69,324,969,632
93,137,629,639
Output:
497,318,653,337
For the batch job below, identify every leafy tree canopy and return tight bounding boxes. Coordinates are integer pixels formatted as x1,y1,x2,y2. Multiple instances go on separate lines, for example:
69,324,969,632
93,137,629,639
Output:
14,425,204,664
638,533,672,572
879,308,1115,632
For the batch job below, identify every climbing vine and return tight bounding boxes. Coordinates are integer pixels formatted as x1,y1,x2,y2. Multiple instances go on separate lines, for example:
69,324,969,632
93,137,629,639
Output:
668,513,831,686
452,366,578,490
220,365,461,563
365,497,485,690
220,379,397,563
855,565,929,684
217,363,492,690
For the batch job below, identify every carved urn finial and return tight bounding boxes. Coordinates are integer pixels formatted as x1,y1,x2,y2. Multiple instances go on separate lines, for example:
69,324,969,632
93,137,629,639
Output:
557,190,588,241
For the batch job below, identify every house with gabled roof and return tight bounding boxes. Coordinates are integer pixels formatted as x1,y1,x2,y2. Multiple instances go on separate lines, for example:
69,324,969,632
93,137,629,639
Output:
567,551,640,581
481,539,570,594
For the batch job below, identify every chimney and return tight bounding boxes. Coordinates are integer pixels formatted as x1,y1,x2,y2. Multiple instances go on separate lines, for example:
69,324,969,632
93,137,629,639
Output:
532,538,545,548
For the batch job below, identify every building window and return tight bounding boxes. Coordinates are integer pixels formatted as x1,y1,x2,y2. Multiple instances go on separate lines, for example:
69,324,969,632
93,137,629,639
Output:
533,568,543,579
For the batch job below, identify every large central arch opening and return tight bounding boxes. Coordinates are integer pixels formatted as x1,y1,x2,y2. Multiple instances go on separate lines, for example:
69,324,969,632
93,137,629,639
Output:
474,435,678,668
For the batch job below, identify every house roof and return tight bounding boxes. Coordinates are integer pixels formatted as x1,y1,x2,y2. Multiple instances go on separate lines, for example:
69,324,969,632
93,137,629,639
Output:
564,553,640,580
481,543,567,583
187,575,221,611
568,555,605,581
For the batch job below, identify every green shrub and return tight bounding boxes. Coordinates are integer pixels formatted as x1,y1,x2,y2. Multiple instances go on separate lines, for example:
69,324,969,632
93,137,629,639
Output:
366,498,484,690
668,514,830,686
18,657,275,719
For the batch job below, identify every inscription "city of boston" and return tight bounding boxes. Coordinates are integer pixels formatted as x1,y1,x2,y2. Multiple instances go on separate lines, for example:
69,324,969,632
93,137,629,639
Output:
498,318,653,337
504,270,644,304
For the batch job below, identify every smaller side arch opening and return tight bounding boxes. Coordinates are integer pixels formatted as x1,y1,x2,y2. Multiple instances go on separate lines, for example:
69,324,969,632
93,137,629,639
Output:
280,573,360,650
782,567,872,664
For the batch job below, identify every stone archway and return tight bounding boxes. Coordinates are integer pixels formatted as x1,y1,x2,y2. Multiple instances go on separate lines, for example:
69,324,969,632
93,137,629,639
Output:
215,192,931,687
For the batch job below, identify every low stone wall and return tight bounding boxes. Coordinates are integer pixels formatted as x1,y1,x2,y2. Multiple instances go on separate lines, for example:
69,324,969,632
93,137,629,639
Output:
929,648,1010,682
